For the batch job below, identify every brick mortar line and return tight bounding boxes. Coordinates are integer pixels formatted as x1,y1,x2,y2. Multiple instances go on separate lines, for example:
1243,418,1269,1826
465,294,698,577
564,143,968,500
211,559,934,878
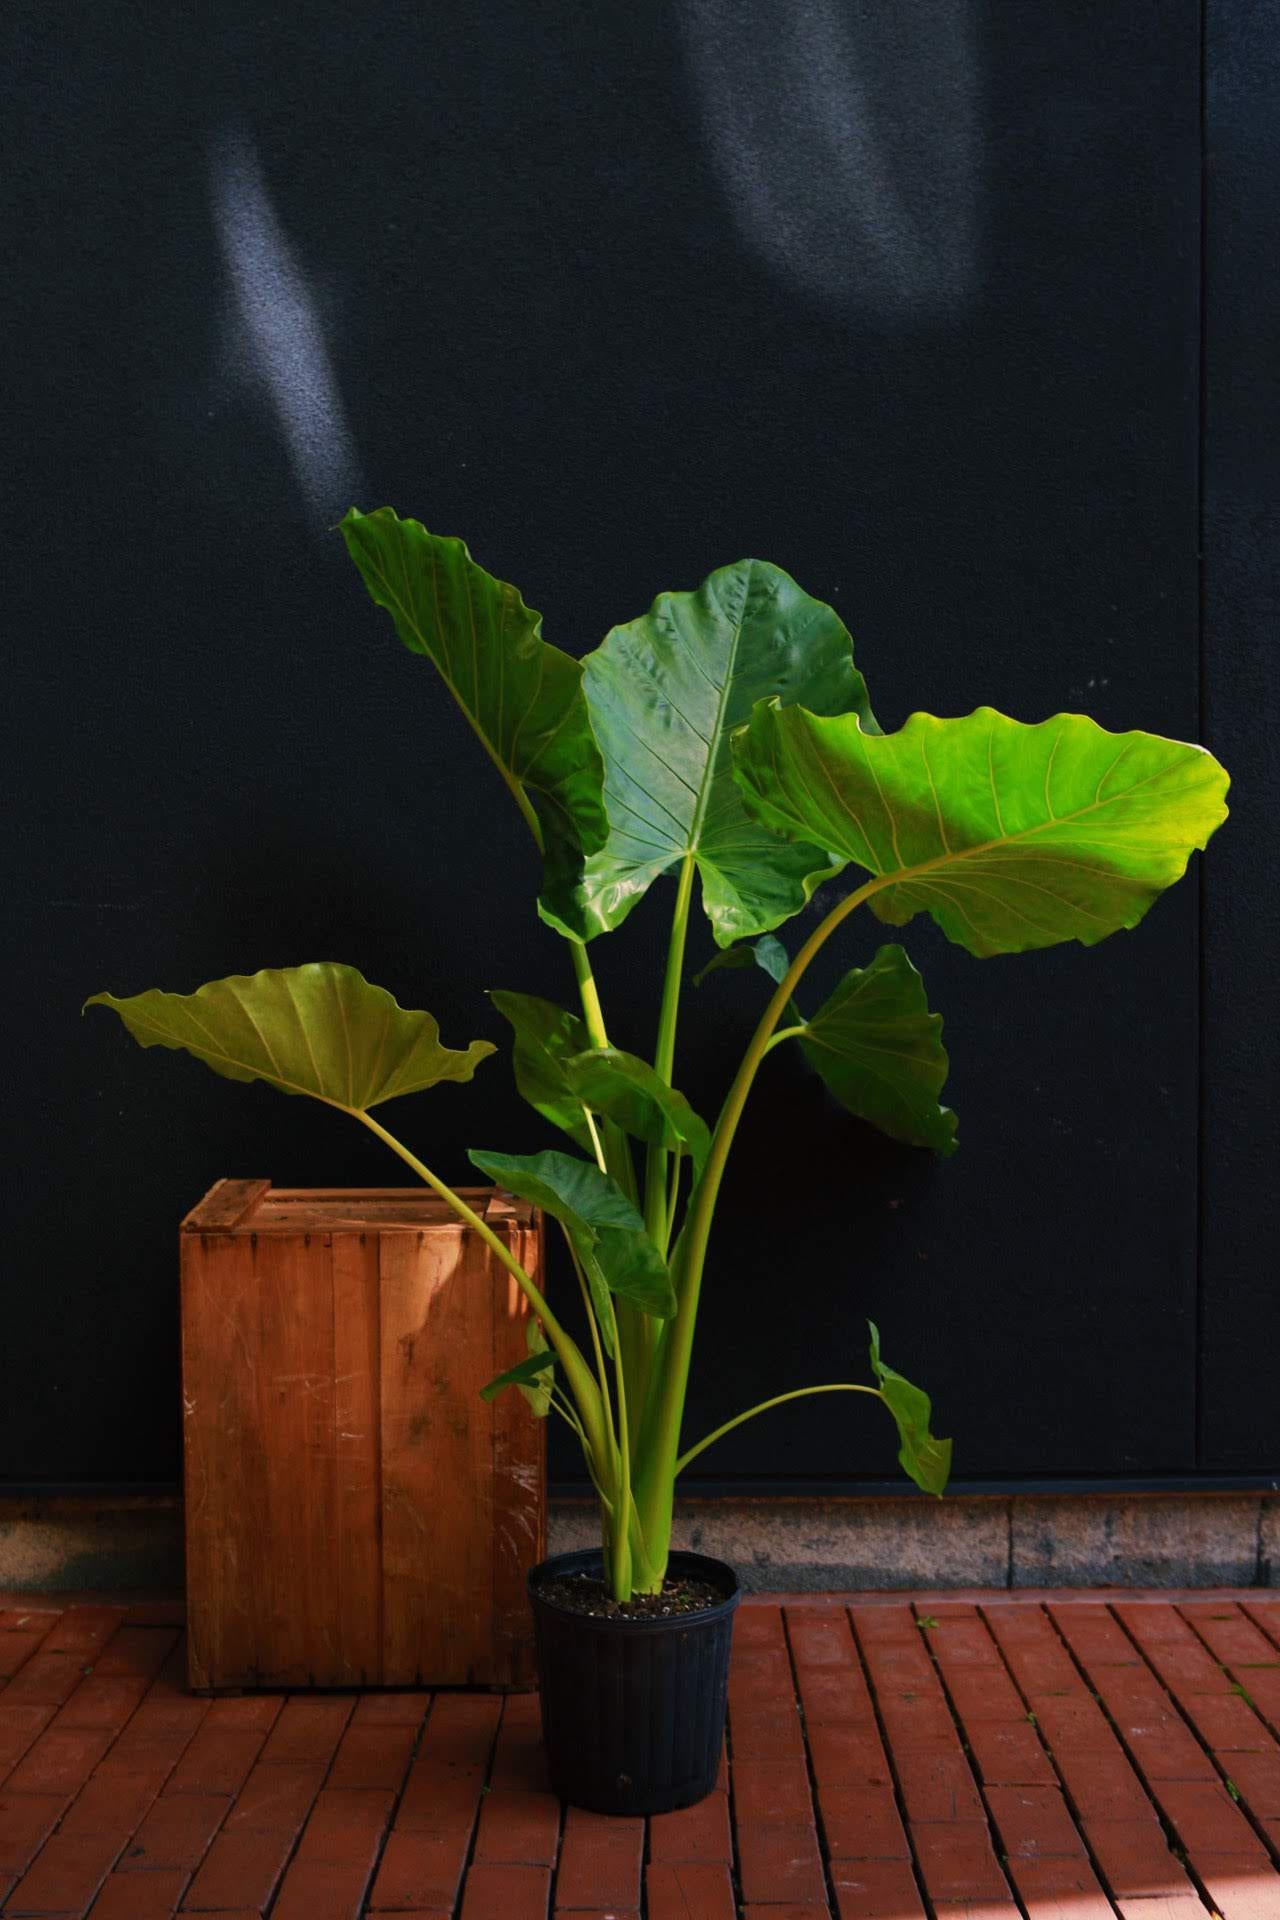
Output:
363,1686,438,1920
0,1604,67,1788
180,1676,434,1919
1161,1603,1280,1863
780,1603,844,1920
1043,1603,1239,1915
730,1611,820,1917
448,1698,504,1920
1240,1600,1280,1657
721,1643,741,1920
908,1608,1050,1920
369,1694,439,1920
542,1731,567,1920
970,1601,1145,1917
197,1688,349,1918
4,1622,205,1912
845,1605,958,1920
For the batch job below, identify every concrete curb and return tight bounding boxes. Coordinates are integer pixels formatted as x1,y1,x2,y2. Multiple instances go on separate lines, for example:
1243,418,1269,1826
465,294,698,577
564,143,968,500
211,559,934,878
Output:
548,1492,1279,1591
1,1490,1275,1594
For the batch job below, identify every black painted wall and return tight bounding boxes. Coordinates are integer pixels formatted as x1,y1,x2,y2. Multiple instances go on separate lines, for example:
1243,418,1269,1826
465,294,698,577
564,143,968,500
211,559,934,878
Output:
2,2,1273,1493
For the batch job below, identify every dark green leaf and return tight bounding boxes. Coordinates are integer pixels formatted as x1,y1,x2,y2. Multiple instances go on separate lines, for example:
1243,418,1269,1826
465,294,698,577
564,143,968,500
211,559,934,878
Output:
868,1321,951,1496
480,1339,555,1409
490,991,595,1151
798,945,957,1155
340,508,606,887
694,933,790,989
733,703,1230,957
467,1149,675,1337
85,964,494,1111
551,558,877,945
564,1048,711,1175
519,1320,554,1417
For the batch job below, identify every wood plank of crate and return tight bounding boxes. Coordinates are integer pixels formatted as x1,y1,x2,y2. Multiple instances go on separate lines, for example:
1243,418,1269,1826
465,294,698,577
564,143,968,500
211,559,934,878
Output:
180,1181,545,1691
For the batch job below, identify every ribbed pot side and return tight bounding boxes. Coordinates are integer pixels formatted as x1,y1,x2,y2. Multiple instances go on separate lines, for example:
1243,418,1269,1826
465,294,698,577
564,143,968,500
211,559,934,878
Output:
528,1548,741,1815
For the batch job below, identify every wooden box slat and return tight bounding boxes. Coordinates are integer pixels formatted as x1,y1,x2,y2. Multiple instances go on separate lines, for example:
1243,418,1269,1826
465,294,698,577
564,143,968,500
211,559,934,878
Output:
180,1180,545,1691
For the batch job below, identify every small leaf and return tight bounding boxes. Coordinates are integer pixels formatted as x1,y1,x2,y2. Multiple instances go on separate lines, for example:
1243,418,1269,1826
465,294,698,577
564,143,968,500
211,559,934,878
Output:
490,991,595,1151
734,703,1230,957
553,558,878,945
519,1321,554,1417
694,934,790,989
564,1047,712,1175
481,1339,555,1409
85,964,494,1112
467,1149,676,1334
798,945,957,1155
868,1320,951,1496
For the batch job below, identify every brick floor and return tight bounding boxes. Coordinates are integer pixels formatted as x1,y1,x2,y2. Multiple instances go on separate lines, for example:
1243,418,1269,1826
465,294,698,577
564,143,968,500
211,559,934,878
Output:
3,1594,1280,1915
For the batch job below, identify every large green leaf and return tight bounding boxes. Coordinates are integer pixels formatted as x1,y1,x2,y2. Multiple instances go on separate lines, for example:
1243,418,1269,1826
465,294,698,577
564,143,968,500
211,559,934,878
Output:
868,1322,951,1496
490,991,595,1153
467,1149,676,1343
551,558,878,946
799,945,956,1155
85,964,494,1110
733,704,1229,957
340,508,605,886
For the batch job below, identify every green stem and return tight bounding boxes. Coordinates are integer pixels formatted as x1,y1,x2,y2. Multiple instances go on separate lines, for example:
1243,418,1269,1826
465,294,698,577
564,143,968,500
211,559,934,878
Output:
675,1384,882,1476
563,1229,616,1461
610,1327,633,1601
568,938,639,1214
665,1145,683,1251
565,934,649,1439
644,852,696,1251
762,1023,807,1054
570,938,610,1050
352,1106,609,1466
632,874,883,1561
582,1106,607,1174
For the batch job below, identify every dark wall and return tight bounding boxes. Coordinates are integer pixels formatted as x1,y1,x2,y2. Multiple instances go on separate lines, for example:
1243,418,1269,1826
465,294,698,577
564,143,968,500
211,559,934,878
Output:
2,2,1269,1492
1199,0,1280,1473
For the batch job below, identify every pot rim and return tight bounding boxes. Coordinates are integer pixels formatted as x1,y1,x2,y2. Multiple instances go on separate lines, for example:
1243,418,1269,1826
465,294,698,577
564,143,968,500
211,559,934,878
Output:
528,1546,741,1628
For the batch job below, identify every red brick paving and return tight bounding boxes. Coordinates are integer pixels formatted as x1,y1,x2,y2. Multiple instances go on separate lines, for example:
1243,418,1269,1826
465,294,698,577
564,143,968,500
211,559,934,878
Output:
3,1596,1280,1913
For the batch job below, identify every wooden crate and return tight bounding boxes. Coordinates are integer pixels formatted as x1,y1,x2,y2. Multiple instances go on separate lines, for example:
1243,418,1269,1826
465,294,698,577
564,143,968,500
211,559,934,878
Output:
179,1180,545,1691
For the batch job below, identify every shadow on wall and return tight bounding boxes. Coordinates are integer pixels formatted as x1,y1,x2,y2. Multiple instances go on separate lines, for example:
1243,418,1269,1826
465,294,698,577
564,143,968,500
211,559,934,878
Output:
679,0,979,318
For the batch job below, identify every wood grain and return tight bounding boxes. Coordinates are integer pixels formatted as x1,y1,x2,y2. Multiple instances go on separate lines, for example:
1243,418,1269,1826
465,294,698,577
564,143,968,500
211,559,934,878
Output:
181,1227,267,1691
180,1185,544,1691
491,1213,545,1690
379,1226,493,1684
182,1179,271,1232
332,1230,382,1684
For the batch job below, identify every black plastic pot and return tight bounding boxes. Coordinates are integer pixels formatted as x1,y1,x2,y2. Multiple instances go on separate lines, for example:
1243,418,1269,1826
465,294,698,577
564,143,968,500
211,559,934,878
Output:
528,1548,741,1814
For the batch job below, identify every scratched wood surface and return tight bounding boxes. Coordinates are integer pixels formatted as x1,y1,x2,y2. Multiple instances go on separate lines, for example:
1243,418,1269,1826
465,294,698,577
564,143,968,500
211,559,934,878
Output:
179,1183,545,1691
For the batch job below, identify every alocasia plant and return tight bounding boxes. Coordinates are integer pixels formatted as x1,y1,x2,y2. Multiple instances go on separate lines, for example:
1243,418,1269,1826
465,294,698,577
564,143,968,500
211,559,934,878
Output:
88,509,1230,1602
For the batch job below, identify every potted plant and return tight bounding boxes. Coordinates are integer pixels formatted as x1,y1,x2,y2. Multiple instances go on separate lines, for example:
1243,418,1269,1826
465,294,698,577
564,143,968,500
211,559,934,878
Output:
88,509,1229,1813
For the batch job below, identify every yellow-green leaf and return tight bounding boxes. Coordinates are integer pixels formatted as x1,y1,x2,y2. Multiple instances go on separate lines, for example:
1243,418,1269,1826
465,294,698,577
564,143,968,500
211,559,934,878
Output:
733,704,1229,956
869,1321,951,1495
85,963,494,1111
